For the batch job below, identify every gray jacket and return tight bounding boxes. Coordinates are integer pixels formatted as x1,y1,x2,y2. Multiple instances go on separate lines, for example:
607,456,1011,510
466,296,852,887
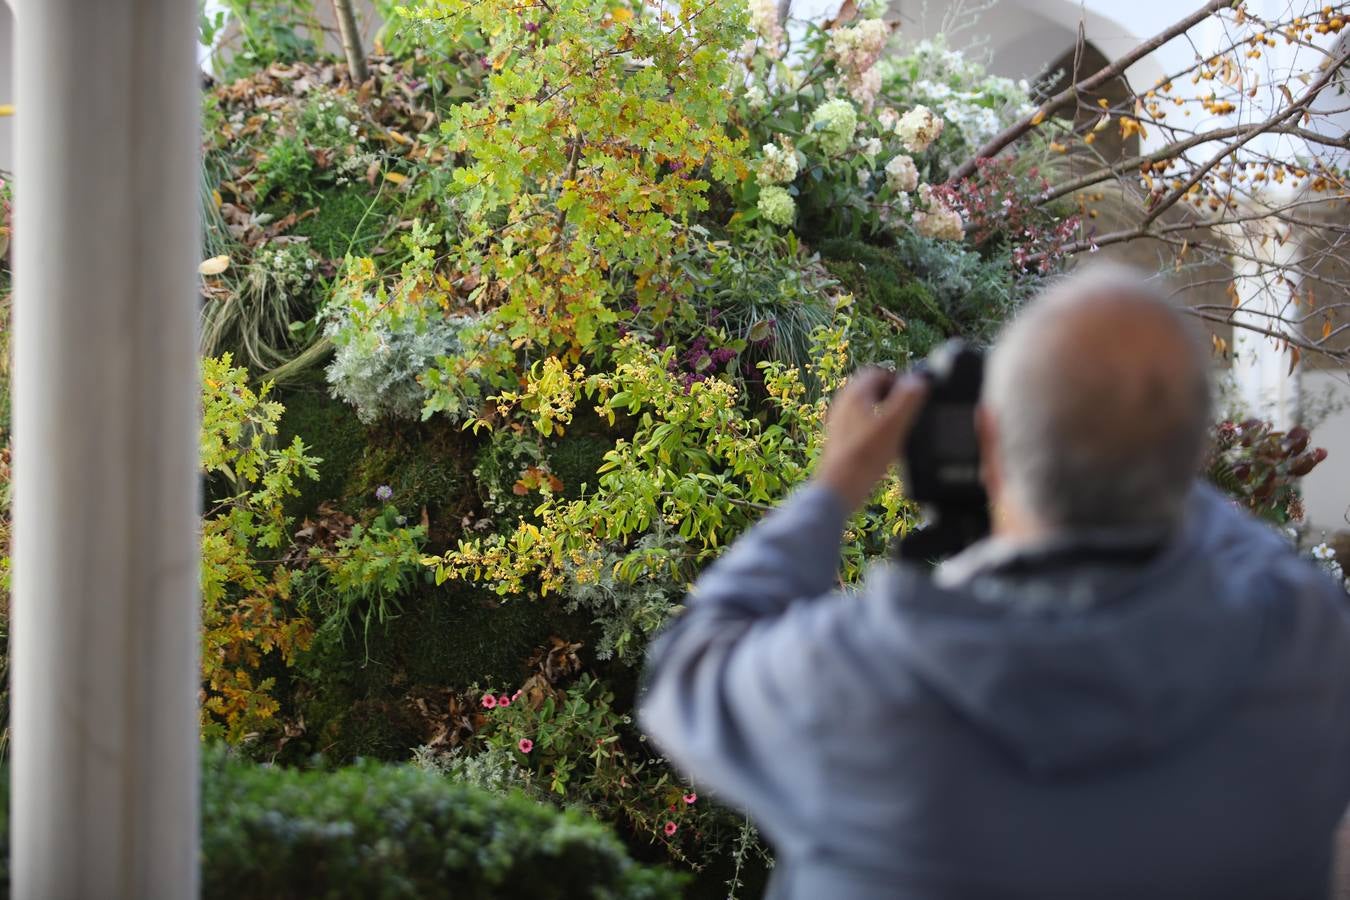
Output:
639,482,1350,899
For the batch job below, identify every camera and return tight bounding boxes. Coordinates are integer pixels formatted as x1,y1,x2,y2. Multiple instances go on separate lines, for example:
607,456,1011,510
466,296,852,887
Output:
897,340,990,562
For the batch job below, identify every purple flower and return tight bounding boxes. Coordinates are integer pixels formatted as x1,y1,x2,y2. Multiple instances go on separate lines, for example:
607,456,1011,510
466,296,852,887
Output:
375,485,394,503
523,21,539,32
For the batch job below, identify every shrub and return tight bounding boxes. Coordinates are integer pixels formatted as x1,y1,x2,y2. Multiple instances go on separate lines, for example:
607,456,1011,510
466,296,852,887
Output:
200,355,320,742
324,256,482,425
200,745,684,899
0,747,684,899
1205,419,1327,525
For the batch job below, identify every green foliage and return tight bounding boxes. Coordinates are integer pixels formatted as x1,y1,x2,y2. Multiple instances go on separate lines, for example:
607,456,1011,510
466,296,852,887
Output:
201,355,321,742
201,240,321,371
205,1,321,79
273,385,368,519
819,237,954,367
1205,419,1328,526
562,535,682,664
681,232,839,376
285,183,394,261
476,674,730,863
307,503,428,654
257,134,316,202
405,0,749,392
324,245,483,425
199,742,685,899
430,313,919,599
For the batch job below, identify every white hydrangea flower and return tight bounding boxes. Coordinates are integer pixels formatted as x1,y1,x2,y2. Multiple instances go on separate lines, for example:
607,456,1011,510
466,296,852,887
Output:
811,98,858,156
758,141,799,184
858,137,882,160
747,0,784,56
895,105,945,154
757,185,796,227
744,84,768,108
884,154,919,192
848,66,883,110
827,19,890,78
913,184,964,240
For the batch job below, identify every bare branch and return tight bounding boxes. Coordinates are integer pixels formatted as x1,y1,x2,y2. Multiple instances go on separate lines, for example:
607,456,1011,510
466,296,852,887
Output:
947,0,1236,182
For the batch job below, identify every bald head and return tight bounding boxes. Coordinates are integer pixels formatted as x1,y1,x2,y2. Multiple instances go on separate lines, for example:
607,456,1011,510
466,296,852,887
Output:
982,264,1211,531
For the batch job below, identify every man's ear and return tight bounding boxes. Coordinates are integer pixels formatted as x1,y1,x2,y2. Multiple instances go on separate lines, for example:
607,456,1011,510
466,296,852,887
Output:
975,404,1001,500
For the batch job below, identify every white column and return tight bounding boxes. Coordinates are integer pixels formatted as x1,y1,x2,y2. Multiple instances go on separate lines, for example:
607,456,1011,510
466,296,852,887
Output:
1224,215,1303,430
11,1,200,897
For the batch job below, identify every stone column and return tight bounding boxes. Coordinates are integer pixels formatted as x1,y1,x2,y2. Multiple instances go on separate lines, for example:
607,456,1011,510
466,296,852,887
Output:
11,1,200,896
1222,214,1304,430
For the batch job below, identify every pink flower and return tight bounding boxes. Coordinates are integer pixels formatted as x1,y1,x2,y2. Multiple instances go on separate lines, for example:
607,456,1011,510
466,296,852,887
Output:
518,738,534,754
663,821,678,837
481,694,497,709
512,690,521,701
683,793,697,805
497,694,511,707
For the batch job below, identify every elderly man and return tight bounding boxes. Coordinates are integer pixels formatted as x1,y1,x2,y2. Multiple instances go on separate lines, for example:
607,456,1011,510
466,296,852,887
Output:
639,266,1350,899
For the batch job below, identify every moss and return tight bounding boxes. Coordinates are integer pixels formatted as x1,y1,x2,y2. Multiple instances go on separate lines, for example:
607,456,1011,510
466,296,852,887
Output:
292,579,598,763
278,183,392,260
817,241,948,365
274,383,368,521
345,417,479,549
819,238,955,334
378,582,596,688
548,431,613,500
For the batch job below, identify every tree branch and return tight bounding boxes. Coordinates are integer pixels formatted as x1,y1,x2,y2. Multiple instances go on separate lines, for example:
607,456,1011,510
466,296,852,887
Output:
948,0,1237,182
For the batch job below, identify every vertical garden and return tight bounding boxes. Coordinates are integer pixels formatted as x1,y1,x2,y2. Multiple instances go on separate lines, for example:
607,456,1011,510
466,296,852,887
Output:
0,0,1345,894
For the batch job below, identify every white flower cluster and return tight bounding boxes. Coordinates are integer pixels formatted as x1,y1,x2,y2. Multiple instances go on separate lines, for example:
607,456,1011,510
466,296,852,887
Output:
882,40,1035,153
745,84,768,109
757,141,798,184
335,149,379,185
253,242,317,300
302,89,364,147
811,98,859,156
913,184,964,241
1309,543,1347,588
747,0,784,57
828,19,890,109
895,105,944,154
828,19,890,79
757,185,796,226
884,153,919,192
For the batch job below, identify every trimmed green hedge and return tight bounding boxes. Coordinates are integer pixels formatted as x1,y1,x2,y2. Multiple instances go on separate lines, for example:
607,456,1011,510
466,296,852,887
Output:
0,748,683,899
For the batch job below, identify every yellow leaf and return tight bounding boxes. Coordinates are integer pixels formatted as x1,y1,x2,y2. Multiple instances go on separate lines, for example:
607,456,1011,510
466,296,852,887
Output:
0,105,13,117
1030,109,1046,126
610,5,634,22
198,255,231,276
384,172,408,185
211,189,223,209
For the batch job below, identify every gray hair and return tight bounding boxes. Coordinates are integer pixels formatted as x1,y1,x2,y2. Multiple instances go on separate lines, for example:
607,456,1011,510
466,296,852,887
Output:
983,263,1212,529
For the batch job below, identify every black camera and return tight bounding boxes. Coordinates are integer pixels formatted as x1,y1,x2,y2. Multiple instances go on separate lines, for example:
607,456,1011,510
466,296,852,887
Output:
897,340,990,562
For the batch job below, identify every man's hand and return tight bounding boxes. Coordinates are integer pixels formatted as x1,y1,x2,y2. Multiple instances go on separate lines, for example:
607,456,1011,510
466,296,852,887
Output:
814,368,927,513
